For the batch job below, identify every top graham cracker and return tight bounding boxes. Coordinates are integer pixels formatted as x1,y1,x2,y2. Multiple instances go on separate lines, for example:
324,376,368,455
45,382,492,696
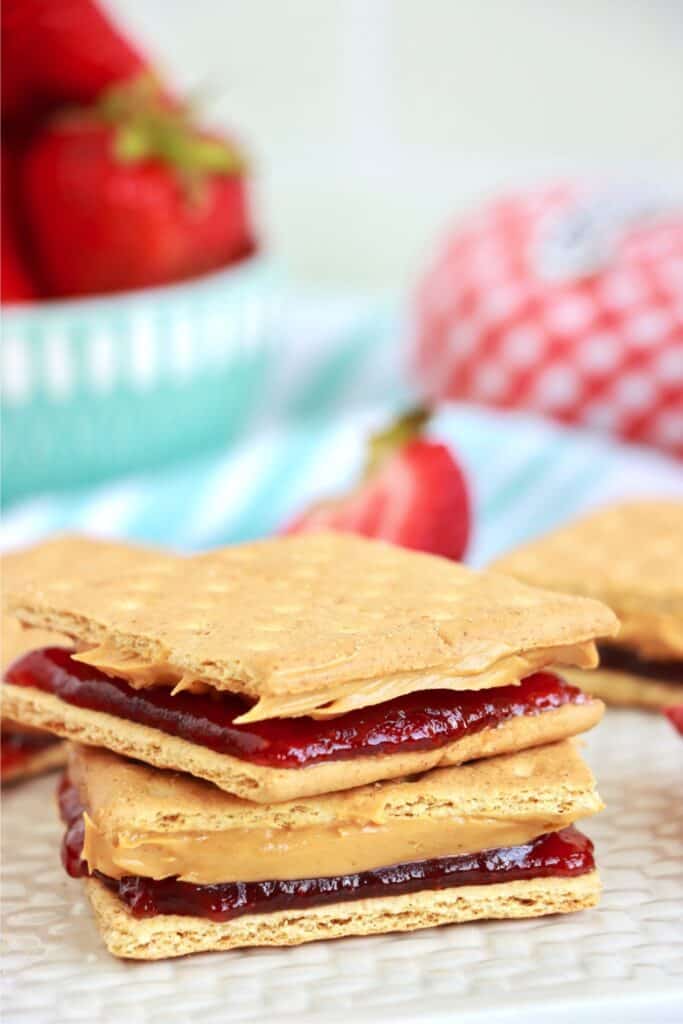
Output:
2,536,166,672
493,501,683,659
8,533,618,718
2,618,63,673
2,535,168,595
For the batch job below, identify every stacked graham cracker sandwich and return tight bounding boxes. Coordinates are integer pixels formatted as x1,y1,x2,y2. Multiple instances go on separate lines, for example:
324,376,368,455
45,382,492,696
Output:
2,615,67,783
4,532,618,959
493,501,683,709
1,537,161,783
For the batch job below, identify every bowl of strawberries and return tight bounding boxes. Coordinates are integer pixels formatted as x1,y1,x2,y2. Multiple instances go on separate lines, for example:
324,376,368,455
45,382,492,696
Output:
1,0,277,504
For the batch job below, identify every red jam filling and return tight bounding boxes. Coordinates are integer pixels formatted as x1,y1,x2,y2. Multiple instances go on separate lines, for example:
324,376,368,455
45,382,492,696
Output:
7,648,588,769
1,728,58,776
58,775,595,922
598,645,682,684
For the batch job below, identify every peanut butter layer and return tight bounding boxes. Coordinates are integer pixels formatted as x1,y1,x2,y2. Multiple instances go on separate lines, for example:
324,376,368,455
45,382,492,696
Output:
70,741,602,884
493,501,683,660
9,533,618,719
81,811,587,885
73,639,599,722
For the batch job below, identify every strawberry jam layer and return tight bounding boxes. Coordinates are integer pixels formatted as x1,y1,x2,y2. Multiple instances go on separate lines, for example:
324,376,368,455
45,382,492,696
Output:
58,776,594,922
8,648,588,769
1,728,58,777
598,645,682,684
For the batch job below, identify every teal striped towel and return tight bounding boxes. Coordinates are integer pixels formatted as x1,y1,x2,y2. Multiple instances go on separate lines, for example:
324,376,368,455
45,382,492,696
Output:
2,403,681,564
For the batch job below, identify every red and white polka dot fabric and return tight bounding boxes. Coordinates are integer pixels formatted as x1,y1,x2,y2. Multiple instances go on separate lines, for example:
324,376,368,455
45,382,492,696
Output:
412,183,683,458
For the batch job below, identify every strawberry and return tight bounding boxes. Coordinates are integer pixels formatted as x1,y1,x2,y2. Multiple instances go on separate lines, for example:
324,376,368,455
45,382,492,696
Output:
664,705,683,737
285,410,471,561
2,0,147,129
1,144,38,302
21,81,254,297
2,217,38,302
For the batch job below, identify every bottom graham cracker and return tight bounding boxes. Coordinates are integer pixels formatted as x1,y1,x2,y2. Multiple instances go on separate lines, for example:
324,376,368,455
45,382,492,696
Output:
85,871,601,960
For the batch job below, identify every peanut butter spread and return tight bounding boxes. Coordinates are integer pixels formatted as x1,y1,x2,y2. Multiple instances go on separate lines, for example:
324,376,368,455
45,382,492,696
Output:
72,741,602,884
72,640,599,722
81,808,585,885
10,533,619,716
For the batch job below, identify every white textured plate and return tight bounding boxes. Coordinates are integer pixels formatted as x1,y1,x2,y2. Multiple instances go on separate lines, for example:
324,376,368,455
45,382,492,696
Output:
2,709,682,1024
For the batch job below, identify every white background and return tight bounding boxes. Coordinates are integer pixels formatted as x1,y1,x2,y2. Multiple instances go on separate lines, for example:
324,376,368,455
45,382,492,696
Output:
109,0,683,290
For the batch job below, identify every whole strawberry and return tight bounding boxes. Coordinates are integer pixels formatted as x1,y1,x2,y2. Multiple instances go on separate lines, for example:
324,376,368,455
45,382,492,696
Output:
285,410,471,561
1,145,38,302
2,0,147,129
22,82,254,297
2,220,38,302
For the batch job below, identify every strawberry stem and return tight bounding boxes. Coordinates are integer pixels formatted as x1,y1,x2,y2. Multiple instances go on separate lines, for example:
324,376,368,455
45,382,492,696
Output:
364,407,431,478
96,75,245,181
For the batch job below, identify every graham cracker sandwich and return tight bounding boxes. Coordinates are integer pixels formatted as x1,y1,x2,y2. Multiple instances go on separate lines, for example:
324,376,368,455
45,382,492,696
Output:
493,501,683,709
60,739,603,959
2,618,67,783
4,532,617,802
2,536,159,783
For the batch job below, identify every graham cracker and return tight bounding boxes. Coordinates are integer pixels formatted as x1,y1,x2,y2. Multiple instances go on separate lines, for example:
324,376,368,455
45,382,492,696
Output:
2,617,64,672
85,871,601,960
2,534,167,671
2,544,93,780
2,539,82,669
2,534,166,593
4,682,602,802
2,618,69,776
9,533,618,718
69,738,601,835
2,537,166,781
492,501,683,659
564,668,683,711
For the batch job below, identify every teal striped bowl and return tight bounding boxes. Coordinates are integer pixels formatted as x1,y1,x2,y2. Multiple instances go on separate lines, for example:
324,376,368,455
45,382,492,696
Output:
1,258,281,505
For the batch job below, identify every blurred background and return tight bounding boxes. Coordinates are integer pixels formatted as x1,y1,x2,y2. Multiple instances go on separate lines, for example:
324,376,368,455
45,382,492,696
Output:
2,0,682,556
113,0,683,289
